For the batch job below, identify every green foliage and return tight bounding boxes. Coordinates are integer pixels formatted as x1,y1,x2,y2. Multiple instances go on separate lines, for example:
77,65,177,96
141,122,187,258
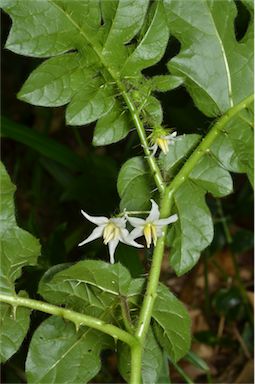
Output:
164,0,253,116
159,134,201,178
26,316,112,384
0,162,40,362
39,260,131,320
118,328,163,383
117,156,152,211
1,0,170,144
152,283,191,361
0,0,254,382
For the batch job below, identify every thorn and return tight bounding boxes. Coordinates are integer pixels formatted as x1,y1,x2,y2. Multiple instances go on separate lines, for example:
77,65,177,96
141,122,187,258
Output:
74,322,81,333
11,305,17,320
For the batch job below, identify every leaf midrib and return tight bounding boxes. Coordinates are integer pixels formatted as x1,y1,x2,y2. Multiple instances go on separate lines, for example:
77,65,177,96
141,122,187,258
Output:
169,1,234,110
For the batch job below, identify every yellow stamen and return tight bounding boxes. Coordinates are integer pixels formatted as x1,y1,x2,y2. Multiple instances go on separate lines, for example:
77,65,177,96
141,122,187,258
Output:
151,224,157,246
157,137,169,154
103,222,119,244
143,223,157,248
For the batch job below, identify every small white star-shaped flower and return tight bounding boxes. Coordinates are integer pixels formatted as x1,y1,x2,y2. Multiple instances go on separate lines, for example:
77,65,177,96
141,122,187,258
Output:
79,210,143,264
149,131,179,156
127,200,178,248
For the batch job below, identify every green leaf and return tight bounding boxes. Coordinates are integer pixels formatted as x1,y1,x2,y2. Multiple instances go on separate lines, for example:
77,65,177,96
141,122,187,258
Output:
149,74,184,92
101,0,150,69
121,1,169,76
118,328,164,384
18,53,93,107
157,352,171,383
0,304,30,363
26,316,112,384
66,82,115,126
159,134,201,177
2,0,170,144
164,0,253,116
39,260,132,319
0,162,40,362
190,155,233,197
1,117,84,172
211,108,254,185
93,103,130,146
117,157,152,211
144,95,163,125
169,181,214,275
115,243,144,278
152,283,191,362
184,351,209,372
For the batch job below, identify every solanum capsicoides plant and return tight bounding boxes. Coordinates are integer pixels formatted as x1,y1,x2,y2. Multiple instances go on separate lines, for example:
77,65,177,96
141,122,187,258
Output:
0,0,253,383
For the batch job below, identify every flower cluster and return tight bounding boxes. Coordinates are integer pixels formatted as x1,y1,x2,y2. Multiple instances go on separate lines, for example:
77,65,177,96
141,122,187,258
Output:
79,200,178,263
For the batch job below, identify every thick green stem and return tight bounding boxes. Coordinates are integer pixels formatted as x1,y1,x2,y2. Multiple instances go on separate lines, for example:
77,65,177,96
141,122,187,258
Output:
163,94,254,213
130,343,143,384
130,94,254,382
135,193,172,342
0,293,137,347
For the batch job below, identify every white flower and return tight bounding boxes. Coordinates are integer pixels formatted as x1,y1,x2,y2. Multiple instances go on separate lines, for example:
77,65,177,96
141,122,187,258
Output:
150,131,179,156
78,210,143,264
127,200,178,248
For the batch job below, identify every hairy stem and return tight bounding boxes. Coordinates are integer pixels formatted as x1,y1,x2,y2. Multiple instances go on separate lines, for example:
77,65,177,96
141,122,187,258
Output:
0,293,137,347
116,82,165,194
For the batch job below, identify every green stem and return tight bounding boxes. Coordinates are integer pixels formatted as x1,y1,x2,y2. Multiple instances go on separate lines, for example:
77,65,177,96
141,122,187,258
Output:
0,293,137,347
135,193,173,344
120,296,135,334
116,83,165,194
130,94,254,381
130,343,143,384
163,94,254,212
51,1,165,194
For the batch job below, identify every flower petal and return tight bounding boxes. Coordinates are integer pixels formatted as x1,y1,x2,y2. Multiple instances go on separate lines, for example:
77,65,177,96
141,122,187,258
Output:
78,226,104,246
128,227,144,241
149,143,158,157
127,216,145,227
165,131,177,139
108,238,119,264
120,228,144,248
81,210,108,225
154,214,178,226
110,217,126,228
147,199,160,222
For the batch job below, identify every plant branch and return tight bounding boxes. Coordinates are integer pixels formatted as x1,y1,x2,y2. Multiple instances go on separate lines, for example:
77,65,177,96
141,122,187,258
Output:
163,94,254,213
0,293,138,347
130,94,254,381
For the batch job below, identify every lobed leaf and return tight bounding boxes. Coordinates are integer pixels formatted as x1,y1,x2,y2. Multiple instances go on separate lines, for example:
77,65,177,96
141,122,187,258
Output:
164,0,253,116
1,0,171,145
152,283,191,362
93,102,131,146
121,1,169,76
26,316,112,384
169,181,214,275
211,107,254,186
39,260,132,319
190,155,233,197
0,162,40,362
